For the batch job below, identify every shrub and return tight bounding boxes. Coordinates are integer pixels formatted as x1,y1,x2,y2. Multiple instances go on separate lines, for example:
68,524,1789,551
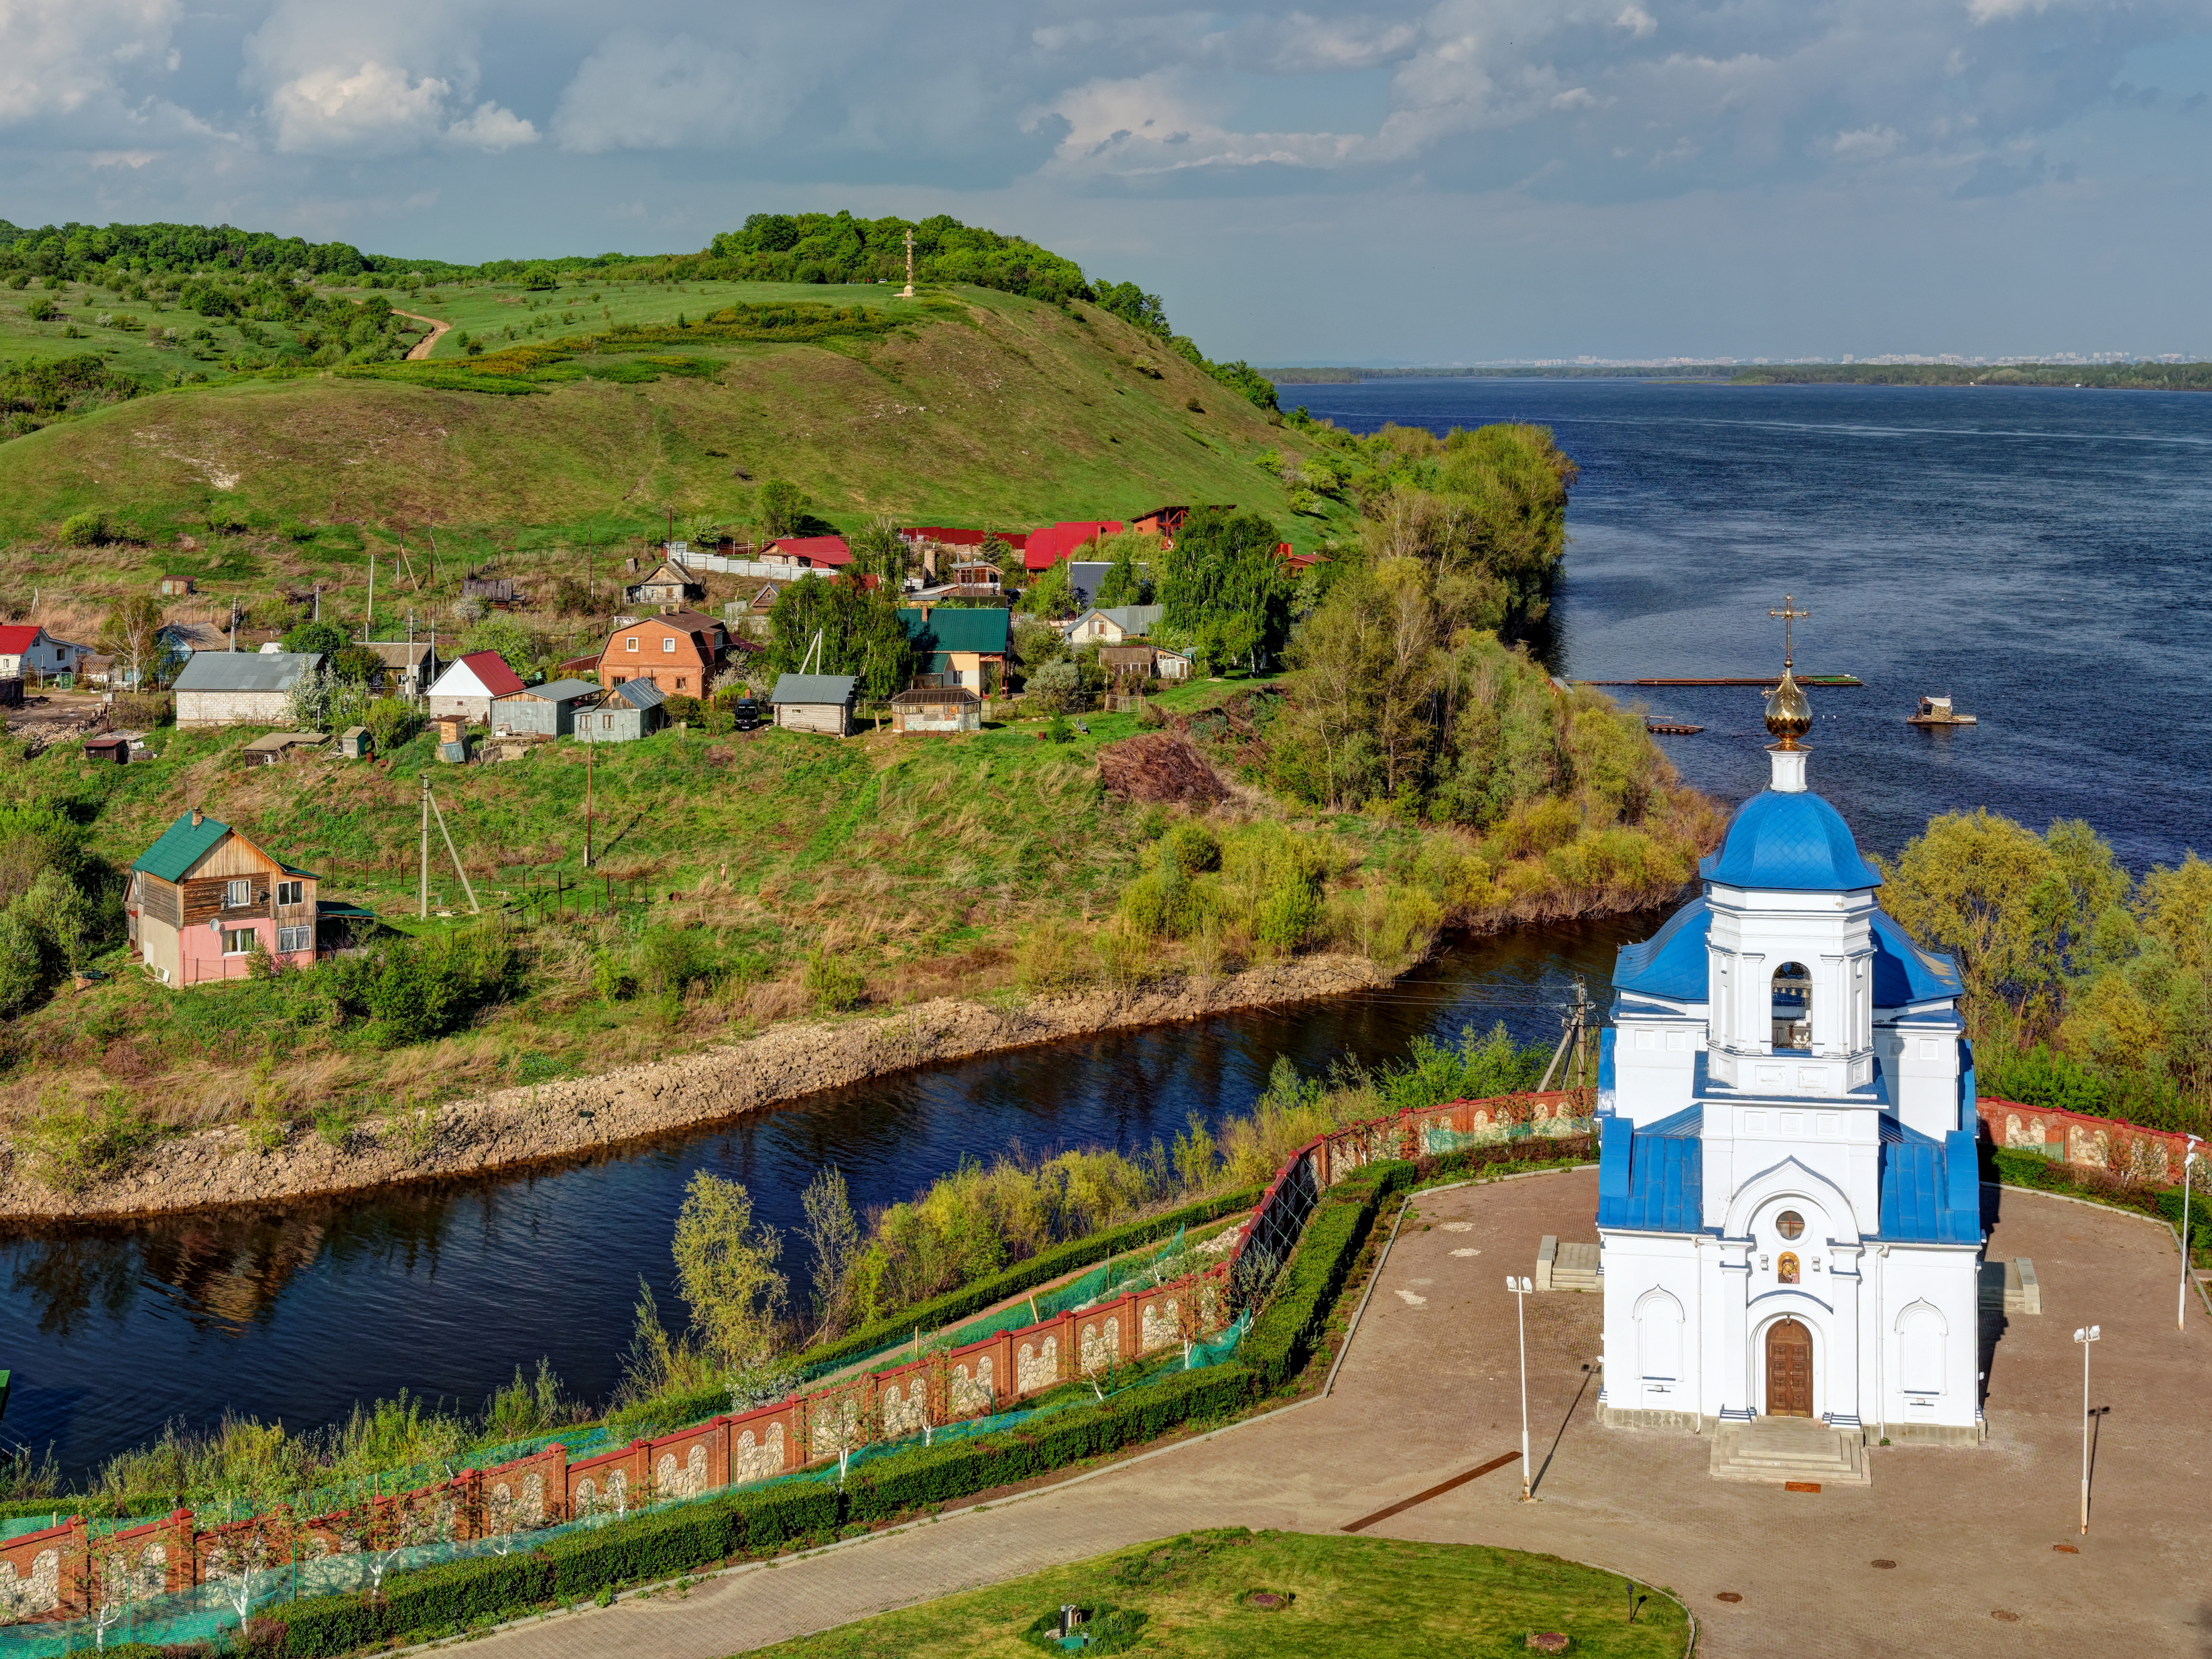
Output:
15,1089,161,1194
803,948,867,1012
56,510,107,547
23,296,55,322
1160,822,1221,877
282,619,349,656
366,697,422,753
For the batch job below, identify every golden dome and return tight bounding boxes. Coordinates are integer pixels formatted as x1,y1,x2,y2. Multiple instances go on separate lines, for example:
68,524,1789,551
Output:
1764,666,1812,749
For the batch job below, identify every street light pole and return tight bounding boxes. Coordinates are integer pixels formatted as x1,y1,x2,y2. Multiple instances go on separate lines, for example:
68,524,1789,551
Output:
2073,1324,2100,1535
1507,1276,1535,1500
2182,1136,2202,1332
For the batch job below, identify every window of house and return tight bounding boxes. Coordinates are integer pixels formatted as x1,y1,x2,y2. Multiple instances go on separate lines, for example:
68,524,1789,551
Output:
275,880,303,907
276,925,312,953
625,637,639,653
675,678,687,690
224,879,251,909
221,928,255,955
662,636,676,653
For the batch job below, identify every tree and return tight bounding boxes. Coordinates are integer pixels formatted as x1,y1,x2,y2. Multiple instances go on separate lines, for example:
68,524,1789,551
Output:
1093,534,1152,607
280,619,347,656
460,615,532,666
799,1166,862,1341
98,593,164,690
765,574,914,700
1155,508,1290,673
330,644,383,684
756,479,807,539
1019,560,1077,619
670,1171,788,1372
847,517,907,588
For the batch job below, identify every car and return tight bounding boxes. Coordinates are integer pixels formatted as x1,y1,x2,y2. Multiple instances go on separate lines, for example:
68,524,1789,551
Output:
732,698,762,731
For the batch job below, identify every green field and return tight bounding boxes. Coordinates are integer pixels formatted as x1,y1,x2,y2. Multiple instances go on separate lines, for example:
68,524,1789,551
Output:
749,1528,1688,1659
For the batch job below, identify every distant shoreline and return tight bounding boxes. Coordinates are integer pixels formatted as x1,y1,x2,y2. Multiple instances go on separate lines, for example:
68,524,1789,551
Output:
1264,363,2212,391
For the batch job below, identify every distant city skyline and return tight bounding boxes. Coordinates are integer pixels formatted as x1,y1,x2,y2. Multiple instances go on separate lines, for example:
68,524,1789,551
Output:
3,1,2207,363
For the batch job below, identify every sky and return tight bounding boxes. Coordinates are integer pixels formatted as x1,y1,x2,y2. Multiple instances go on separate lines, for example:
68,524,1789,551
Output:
3,0,2210,364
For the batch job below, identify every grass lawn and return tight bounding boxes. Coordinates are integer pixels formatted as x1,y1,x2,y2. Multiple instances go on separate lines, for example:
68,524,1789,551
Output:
747,1528,1688,1658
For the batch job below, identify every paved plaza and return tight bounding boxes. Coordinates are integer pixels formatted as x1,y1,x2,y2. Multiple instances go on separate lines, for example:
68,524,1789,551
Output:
457,1169,2209,1658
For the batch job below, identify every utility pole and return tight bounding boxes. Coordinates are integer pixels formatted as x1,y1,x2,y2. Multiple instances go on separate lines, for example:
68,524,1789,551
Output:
584,743,595,869
418,774,431,918
366,550,375,640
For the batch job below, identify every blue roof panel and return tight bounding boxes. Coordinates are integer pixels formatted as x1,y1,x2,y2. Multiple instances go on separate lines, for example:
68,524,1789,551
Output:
1597,1114,1705,1233
1700,788,1882,892
1877,1126,1982,1244
1613,896,1711,1001
1869,910,1962,1005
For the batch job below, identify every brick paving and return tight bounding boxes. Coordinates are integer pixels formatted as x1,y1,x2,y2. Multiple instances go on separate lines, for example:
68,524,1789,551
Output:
451,1170,2209,1658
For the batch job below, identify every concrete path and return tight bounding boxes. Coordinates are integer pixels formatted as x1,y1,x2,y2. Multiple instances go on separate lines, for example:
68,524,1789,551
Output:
448,1171,2210,1658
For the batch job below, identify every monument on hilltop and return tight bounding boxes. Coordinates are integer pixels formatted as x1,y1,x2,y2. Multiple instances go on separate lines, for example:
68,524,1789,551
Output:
1593,599,1986,1475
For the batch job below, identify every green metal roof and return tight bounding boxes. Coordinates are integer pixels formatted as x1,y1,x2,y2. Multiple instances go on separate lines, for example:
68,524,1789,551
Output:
131,812,316,883
898,607,1010,655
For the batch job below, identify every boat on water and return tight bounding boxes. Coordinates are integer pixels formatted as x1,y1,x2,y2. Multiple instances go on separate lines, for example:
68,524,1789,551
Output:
1906,694,1977,727
1645,718,1705,735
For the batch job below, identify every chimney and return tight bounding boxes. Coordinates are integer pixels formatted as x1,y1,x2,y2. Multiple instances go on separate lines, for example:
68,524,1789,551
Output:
190,807,203,827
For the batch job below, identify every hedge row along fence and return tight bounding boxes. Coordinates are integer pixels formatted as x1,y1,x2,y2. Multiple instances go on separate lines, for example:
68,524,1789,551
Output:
1,1092,1595,1655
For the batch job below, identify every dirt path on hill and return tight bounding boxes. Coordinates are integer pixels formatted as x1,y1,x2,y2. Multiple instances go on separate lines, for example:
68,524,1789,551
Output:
0,955,1396,1223
394,310,451,361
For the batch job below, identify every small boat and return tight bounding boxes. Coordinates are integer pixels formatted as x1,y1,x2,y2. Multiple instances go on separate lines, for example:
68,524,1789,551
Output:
1645,719,1705,735
1906,694,1977,727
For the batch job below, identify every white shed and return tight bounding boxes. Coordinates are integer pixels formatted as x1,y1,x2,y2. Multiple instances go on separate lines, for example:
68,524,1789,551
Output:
426,650,526,723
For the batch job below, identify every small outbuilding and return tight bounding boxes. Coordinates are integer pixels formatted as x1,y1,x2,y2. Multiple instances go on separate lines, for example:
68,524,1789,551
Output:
173,650,324,727
889,685,981,735
425,650,526,723
83,735,130,765
338,726,373,759
624,559,706,607
1152,647,1194,682
241,731,326,767
576,677,667,743
491,678,601,737
769,672,858,737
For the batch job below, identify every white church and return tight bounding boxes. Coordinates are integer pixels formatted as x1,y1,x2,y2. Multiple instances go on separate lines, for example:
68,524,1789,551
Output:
1593,659,1986,1472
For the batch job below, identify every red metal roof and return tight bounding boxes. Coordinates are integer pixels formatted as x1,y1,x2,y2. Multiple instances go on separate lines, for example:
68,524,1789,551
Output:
1022,521,1123,571
0,625,45,654
901,526,1030,551
764,536,853,566
458,650,526,696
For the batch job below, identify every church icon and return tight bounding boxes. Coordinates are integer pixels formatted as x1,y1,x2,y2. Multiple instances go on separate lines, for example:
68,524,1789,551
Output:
1594,613,1985,1463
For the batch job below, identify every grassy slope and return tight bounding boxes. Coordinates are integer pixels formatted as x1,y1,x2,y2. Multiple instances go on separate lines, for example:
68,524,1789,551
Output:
749,1529,1687,1658
0,281,1350,585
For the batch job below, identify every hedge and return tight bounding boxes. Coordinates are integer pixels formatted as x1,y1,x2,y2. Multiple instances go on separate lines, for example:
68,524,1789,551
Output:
260,1156,1477,1657
1993,1146,2207,1249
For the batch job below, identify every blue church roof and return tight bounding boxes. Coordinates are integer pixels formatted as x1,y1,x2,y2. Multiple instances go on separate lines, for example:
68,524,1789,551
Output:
1870,912,1963,1004
1597,1114,1704,1231
1878,1127,1983,1244
1613,896,1711,1000
1700,787,1882,892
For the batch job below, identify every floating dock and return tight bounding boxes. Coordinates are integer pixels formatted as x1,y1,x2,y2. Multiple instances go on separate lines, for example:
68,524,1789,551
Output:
1580,674,1863,688
1645,719,1705,735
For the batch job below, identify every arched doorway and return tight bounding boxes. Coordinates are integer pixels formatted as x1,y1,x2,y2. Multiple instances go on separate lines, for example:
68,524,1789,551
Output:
1766,1318,1813,1417
1771,962,1811,1050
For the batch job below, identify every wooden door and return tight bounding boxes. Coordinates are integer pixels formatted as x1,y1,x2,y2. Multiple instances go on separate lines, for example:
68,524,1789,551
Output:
1766,1319,1813,1417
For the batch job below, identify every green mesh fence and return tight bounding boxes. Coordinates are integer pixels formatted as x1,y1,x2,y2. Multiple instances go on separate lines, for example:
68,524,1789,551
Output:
0,1312,1252,1657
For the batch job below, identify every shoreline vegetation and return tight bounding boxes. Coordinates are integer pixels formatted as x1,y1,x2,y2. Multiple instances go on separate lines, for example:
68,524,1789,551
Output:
1262,361,2212,391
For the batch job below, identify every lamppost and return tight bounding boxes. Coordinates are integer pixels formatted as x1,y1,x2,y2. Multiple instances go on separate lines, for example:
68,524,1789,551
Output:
2073,1325,2100,1535
2182,1135,2203,1332
1507,1276,1535,1501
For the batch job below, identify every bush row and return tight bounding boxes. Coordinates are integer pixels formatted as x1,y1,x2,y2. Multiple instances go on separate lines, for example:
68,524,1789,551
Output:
1992,1146,2204,1240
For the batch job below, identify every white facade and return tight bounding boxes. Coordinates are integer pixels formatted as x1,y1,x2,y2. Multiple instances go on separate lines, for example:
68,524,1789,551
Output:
1596,741,1985,1448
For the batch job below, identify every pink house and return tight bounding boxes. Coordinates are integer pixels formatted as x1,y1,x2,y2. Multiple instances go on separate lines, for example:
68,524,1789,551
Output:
126,810,321,988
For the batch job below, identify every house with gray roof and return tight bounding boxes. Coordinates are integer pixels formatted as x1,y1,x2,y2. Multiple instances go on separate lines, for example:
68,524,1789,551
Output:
576,676,667,743
1059,605,1164,647
173,651,323,727
770,672,858,737
492,678,601,737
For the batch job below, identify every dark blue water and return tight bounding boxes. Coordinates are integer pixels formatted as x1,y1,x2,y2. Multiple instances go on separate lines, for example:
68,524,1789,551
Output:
11,378,2206,1480
1288,379,2211,869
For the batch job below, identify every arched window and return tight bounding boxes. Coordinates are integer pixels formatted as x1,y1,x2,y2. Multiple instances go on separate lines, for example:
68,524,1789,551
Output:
1777,1251,1800,1284
1772,962,1811,1050
1898,1302,1947,1396
1635,1289,1684,1392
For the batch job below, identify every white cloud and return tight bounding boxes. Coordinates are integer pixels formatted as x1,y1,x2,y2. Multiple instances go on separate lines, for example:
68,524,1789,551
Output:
1615,5,1658,38
550,32,788,153
1830,125,1902,160
264,60,451,153
1032,68,1363,178
445,100,536,151
243,0,530,156
0,0,180,125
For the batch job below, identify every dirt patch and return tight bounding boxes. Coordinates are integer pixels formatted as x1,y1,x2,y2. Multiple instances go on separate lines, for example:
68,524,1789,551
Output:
1097,734,1229,806
0,953,1396,1222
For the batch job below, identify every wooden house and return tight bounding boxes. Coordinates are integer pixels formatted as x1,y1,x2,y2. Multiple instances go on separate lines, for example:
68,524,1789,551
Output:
890,686,981,734
576,677,667,742
623,559,706,607
426,650,526,722
360,640,440,698
492,678,600,737
1128,505,1193,539
460,576,519,606
127,810,321,987
769,673,858,737
897,606,1010,692
0,624,92,682
1060,605,1164,647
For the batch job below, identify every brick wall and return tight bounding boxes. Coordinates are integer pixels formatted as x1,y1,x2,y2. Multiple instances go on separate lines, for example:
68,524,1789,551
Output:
1977,1097,2201,1185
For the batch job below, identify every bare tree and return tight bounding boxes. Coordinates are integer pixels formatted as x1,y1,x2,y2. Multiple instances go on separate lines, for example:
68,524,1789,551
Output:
808,1379,875,1488
204,1508,296,1635
99,594,166,692
798,1166,862,1342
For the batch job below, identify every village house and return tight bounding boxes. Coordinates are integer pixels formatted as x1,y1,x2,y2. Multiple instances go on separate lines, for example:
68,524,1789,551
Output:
126,810,321,987
425,650,526,722
1021,521,1122,574
1061,605,1164,646
576,678,667,742
760,536,853,570
0,624,91,681
173,650,323,727
623,558,706,607
898,526,1029,580
1129,505,1195,539
360,640,440,698
889,685,982,734
597,610,741,700
492,678,601,737
898,606,1010,692
770,672,858,736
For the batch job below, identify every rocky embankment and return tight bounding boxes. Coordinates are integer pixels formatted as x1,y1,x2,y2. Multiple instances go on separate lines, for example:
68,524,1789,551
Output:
0,955,1398,1222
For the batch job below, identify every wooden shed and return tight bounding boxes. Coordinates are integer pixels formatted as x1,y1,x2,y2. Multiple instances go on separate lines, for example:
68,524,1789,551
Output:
890,686,981,735
769,672,858,737
338,726,372,759
491,678,601,738
83,735,130,765
576,677,667,743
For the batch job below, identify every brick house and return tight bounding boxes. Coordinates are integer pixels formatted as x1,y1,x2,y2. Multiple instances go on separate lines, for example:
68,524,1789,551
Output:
127,810,320,987
172,650,324,726
597,611,736,700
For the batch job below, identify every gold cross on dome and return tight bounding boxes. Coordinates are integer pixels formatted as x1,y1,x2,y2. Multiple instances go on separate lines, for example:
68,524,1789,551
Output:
1768,595,1809,670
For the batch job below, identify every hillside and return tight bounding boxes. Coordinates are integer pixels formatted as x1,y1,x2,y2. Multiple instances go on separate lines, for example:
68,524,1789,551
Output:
0,280,1351,633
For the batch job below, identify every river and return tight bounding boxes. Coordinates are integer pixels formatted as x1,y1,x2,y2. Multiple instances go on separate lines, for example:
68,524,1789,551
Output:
6,378,2206,1479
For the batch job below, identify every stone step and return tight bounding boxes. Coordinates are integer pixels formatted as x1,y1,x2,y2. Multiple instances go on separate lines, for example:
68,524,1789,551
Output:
1709,1419,1871,1486
1977,1258,2042,1315
1546,1239,1601,1292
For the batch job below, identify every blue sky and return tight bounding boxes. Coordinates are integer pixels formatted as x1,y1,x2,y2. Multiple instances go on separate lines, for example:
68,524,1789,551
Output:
3,1,2208,363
